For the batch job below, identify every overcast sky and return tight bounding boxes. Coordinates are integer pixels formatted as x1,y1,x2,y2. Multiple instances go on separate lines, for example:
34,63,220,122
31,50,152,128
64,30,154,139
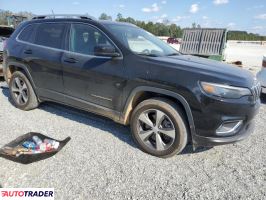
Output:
1,0,266,35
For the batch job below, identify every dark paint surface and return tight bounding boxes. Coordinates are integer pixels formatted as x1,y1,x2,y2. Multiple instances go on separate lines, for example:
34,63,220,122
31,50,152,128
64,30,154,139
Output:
3,18,260,147
62,52,125,110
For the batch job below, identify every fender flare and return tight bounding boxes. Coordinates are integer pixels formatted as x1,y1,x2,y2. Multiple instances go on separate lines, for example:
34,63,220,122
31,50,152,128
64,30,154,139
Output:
121,86,196,140
6,61,37,89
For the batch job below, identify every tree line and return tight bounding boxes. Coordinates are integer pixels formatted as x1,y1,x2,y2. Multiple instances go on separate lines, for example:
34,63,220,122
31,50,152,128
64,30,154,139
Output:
100,13,183,38
227,31,266,41
100,13,266,41
0,10,265,41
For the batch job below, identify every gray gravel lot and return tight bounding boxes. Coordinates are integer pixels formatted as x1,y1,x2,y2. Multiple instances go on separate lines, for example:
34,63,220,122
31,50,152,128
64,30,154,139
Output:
0,78,265,200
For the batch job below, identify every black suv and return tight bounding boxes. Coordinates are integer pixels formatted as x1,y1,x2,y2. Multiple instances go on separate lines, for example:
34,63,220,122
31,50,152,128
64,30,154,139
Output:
3,15,261,157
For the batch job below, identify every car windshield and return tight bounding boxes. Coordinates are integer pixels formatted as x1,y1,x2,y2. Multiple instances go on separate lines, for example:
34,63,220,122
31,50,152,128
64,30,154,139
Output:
105,24,179,57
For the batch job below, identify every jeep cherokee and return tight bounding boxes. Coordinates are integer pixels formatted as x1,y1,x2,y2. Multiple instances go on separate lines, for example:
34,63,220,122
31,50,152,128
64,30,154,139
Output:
3,15,261,157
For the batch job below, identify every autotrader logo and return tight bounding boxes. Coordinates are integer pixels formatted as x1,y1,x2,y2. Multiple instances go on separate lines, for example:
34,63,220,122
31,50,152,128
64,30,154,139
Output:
0,188,54,199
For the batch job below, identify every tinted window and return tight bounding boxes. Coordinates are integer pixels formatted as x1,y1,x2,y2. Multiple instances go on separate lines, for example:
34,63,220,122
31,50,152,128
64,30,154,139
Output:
70,24,113,55
105,24,178,57
18,25,34,42
35,23,66,49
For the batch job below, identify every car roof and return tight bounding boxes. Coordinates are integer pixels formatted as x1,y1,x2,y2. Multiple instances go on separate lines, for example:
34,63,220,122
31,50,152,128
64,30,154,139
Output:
27,17,137,27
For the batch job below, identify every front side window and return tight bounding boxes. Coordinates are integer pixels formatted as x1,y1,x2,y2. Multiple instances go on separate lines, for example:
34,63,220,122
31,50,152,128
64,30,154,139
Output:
69,23,113,55
105,24,179,57
35,23,66,49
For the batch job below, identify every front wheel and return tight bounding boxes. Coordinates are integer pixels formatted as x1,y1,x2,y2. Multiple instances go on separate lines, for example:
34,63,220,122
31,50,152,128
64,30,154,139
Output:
130,98,188,158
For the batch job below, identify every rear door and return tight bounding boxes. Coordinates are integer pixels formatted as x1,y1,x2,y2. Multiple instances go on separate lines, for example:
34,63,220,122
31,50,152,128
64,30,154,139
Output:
24,23,67,100
62,23,126,111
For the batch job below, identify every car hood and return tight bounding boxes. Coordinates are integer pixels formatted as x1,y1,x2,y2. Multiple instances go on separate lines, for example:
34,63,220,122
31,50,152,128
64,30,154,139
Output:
150,54,255,87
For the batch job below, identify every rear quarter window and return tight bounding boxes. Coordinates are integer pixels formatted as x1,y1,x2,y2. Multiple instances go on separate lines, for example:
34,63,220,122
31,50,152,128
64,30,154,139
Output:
18,24,35,42
34,23,66,49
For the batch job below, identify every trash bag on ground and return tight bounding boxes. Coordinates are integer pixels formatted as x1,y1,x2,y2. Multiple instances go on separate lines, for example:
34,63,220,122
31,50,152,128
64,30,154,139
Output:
0,132,71,164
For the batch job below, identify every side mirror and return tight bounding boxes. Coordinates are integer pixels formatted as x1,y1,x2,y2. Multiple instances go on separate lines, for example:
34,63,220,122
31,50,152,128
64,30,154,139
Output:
94,44,120,57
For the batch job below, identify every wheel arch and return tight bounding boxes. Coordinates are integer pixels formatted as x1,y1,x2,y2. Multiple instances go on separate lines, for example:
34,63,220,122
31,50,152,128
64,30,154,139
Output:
120,86,196,139
5,61,40,101
6,61,36,88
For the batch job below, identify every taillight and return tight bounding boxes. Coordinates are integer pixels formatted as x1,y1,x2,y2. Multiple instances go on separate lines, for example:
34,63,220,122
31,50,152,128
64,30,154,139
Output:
3,39,8,50
263,56,266,68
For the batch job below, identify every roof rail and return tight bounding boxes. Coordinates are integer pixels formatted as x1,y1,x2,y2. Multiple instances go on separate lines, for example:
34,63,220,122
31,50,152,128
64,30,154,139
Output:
32,14,96,20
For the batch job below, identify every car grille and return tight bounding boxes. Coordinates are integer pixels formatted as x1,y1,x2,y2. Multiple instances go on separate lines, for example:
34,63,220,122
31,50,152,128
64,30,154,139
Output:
251,82,261,101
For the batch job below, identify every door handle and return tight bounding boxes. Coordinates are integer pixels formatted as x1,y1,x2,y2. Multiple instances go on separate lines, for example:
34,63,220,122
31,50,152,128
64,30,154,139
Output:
24,49,32,54
63,58,78,64
115,80,127,89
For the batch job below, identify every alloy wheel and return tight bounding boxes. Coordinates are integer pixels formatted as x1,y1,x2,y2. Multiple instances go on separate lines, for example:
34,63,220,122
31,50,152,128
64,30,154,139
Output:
137,109,176,151
11,77,29,105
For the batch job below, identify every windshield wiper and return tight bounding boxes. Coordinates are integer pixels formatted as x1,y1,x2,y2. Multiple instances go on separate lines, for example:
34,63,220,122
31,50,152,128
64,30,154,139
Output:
166,53,180,56
137,53,159,57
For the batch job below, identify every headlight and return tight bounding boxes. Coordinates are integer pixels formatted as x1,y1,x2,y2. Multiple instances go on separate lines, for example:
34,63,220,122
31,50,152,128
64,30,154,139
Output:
200,82,251,99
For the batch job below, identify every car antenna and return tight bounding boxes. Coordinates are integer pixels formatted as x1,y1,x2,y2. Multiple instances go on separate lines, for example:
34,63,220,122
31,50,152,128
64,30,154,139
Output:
51,9,55,19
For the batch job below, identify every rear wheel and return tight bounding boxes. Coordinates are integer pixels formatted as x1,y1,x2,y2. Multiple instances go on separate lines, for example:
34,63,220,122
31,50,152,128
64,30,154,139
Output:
130,98,188,158
9,71,39,110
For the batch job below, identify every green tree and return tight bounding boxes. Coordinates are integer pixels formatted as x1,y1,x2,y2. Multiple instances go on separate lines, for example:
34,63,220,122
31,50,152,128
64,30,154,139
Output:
227,31,266,41
169,24,182,38
99,13,112,21
125,17,136,24
192,22,197,28
116,13,123,21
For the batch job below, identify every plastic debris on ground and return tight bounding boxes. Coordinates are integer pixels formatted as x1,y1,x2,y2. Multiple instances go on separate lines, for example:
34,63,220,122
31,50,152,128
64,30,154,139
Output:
0,132,71,164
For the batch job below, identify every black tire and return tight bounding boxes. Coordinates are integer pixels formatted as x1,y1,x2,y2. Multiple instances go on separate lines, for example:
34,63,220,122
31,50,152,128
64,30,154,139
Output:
261,93,266,100
130,97,188,158
9,71,39,111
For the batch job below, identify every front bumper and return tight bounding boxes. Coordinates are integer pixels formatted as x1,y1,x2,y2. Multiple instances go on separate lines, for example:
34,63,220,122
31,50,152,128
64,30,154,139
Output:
191,90,260,147
193,119,255,147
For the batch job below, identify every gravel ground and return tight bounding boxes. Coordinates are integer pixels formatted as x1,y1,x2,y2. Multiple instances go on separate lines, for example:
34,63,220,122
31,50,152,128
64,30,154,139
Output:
0,78,265,200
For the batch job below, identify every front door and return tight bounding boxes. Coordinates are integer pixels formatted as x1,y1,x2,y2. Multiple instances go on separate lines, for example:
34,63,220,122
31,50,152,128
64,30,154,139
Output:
62,23,126,111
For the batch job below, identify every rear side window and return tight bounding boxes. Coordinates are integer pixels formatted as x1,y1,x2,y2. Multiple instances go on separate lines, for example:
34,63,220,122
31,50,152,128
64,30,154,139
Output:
35,23,66,49
18,25,35,42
